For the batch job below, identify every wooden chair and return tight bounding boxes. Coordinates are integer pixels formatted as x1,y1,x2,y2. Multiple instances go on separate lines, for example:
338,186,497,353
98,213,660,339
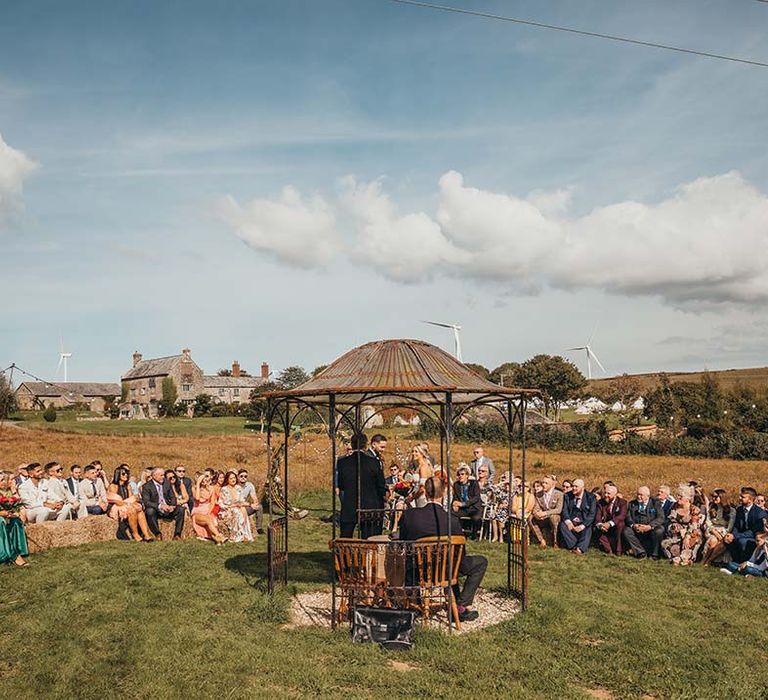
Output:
332,535,466,629
409,535,465,629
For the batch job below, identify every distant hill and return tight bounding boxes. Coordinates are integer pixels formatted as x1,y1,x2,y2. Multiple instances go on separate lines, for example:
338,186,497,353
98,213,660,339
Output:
587,366,768,395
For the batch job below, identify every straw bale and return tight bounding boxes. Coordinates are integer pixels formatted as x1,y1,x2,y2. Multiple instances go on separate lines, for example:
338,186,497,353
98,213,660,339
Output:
24,512,194,553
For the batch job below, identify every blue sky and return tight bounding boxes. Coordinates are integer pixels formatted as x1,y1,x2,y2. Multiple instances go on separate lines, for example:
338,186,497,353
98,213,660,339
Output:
1,0,767,383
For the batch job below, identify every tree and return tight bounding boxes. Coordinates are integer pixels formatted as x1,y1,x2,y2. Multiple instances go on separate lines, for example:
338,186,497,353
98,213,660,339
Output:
312,364,328,377
489,362,521,386
120,383,128,403
194,393,212,417
277,366,309,390
217,368,250,376
644,374,676,427
159,377,178,417
464,363,490,380
43,404,57,422
246,381,279,431
601,373,642,406
515,355,586,418
0,374,16,419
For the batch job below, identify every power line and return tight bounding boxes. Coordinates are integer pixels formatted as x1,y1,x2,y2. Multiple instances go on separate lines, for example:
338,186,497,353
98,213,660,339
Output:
382,0,768,68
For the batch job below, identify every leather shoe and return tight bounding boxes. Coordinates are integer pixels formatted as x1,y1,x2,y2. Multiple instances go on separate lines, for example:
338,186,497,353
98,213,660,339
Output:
155,533,163,541
172,535,182,541
458,609,479,622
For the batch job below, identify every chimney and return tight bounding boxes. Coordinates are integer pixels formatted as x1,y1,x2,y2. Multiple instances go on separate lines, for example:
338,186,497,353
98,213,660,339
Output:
261,362,270,379
132,351,143,367
182,348,191,361
232,361,241,378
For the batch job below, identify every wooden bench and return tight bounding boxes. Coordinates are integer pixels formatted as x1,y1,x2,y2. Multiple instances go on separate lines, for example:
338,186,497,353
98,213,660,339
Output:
332,535,465,629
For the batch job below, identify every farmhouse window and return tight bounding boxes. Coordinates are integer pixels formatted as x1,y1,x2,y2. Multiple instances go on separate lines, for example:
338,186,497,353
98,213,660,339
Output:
149,378,156,388
233,388,240,396
219,388,226,396
182,384,192,392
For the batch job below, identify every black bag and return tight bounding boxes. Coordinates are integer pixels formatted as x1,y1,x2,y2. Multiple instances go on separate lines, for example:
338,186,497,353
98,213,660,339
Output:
351,607,416,651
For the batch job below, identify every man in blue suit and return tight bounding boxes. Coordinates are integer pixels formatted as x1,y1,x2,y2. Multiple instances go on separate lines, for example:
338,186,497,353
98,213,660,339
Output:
559,479,597,555
725,487,768,563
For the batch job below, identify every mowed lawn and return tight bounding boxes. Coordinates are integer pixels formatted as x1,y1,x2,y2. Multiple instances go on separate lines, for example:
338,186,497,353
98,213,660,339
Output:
2,496,767,700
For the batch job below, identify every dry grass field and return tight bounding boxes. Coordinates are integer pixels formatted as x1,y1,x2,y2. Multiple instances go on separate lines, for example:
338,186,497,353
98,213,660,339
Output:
2,426,766,496
588,365,768,394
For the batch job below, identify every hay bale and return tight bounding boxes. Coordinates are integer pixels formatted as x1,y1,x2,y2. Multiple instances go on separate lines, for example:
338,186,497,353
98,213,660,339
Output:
25,511,195,553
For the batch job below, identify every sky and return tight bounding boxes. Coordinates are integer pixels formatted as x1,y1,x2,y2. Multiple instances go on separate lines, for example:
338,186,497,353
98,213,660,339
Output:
1,0,767,384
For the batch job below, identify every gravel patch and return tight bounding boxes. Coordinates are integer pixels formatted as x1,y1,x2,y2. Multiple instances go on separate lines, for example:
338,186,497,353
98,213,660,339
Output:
288,588,519,634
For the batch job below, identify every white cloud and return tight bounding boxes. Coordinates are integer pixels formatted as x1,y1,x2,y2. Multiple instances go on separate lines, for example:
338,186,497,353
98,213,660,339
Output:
0,132,37,227
221,170,768,308
216,187,338,268
339,176,468,282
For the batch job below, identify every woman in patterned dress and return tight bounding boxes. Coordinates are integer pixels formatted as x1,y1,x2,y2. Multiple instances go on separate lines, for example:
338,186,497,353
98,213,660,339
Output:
218,471,253,543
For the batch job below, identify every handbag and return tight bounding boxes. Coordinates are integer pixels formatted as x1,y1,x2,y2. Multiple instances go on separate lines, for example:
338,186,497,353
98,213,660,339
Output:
351,607,416,651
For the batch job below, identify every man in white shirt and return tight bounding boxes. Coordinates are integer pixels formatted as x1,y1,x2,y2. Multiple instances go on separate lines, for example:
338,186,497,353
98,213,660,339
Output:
470,447,496,483
19,463,71,523
78,465,108,515
238,469,264,535
14,463,30,488
45,462,85,518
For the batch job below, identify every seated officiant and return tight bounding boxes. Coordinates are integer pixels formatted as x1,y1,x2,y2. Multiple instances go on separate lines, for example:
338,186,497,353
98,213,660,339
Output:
399,476,486,623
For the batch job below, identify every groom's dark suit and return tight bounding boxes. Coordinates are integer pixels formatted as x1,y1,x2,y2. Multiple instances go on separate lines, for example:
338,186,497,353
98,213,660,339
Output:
337,450,386,538
141,478,185,538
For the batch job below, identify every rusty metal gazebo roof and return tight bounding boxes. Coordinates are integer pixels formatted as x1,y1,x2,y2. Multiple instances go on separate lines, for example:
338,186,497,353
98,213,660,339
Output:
266,339,539,406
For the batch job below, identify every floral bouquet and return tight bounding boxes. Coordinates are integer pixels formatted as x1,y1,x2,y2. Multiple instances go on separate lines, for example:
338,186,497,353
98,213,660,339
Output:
0,495,22,514
393,480,411,498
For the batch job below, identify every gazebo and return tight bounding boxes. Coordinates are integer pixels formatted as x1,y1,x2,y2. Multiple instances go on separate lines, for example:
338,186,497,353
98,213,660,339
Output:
263,339,539,627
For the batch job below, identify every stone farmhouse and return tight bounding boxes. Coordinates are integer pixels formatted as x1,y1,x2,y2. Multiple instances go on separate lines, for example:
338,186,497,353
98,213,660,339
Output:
15,382,121,413
121,349,270,416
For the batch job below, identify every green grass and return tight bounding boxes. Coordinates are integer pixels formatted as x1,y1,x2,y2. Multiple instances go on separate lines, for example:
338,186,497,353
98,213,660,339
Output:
2,494,767,699
9,412,259,436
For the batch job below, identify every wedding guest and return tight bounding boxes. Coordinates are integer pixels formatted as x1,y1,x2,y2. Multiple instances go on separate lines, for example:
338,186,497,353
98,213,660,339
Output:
623,486,665,559
561,479,573,495
19,463,71,523
191,473,225,543
661,497,704,565
42,462,78,519
720,530,768,577
218,471,253,542
79,465,108,515
237,469,264,535
755,493,766,510
0,471,28,566
65,465,83,505
559,479,597,555
595,482,627,555
212,470,226,500
14,463,30,489
530,474,563,548
141,468,185,540
451,465,482,539
107,466,153,542
385,465,401,488
701,489,736,566
165,469,190,511
491,472,513,543
174,465,195,514
476,464,495,540
470,446,496,482
724,487,768,563
138,468,153,493
657,485,677,521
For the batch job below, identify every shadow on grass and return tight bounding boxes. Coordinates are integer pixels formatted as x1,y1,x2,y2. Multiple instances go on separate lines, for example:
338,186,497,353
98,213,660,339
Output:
225,551,332,590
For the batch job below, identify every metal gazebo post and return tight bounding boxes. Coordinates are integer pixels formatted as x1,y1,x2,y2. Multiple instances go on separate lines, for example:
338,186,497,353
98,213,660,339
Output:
329,394,337,629
266,397,274,594
283,401,290,587
445,391,454,632
521,396,528,610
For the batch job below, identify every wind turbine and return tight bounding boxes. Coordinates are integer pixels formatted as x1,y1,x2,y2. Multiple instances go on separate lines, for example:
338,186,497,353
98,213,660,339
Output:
57,336,72,382
422,321,462,362
566,342,606,380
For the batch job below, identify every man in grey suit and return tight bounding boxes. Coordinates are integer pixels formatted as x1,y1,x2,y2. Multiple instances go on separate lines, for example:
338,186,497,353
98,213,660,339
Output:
470,447,495,482
530,474,563,548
